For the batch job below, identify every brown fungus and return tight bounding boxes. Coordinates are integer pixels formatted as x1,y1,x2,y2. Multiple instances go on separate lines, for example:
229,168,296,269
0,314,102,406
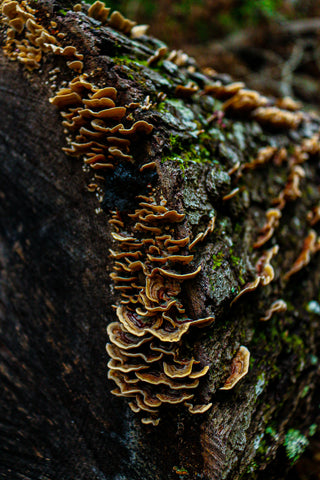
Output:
220,346,250,390
107,195,215,422
87,1,110,23
260,299,287,322
252,107,303,130
283,230,317,281
307,205,320,226
147,46,168,66
253,208,282,249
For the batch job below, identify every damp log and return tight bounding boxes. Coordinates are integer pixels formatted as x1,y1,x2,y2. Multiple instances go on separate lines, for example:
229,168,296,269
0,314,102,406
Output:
1,1,320,480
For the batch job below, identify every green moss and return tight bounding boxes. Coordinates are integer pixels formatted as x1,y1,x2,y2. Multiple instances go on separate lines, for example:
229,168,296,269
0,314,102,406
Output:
301,385,310,398
309,424,317,436
230,254,240,266
265,426,278,440
157,102,170,114
212,251,224,270
284,429,309,464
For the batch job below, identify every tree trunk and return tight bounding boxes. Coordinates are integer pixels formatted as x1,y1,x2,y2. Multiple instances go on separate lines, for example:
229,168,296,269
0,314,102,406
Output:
1,1,320,479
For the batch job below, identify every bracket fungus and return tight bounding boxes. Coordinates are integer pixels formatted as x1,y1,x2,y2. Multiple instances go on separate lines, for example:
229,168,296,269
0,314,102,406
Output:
284,230,319,281
107,195,215,423
220,346,250,390
1,0,83,71
253,208,282,249
231,245,279,306
260,300,287,322
3,0,319,430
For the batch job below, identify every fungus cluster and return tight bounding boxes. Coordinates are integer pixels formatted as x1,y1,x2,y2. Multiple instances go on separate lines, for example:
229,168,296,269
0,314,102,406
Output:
87,1,137,35
3,0,319,425
49,74,154,176
107,195,215,424
203,81,304,129
1,0,83,71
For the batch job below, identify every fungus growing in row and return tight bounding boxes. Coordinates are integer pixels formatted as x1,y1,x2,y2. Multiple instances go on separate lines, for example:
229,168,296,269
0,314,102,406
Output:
87,1,138,34
283,230,318,281
107,195,215,423
87,1,110,23
1,0,83,71
260,299,287,321
220,346,250,390
50,75,154,176
253,208,282,249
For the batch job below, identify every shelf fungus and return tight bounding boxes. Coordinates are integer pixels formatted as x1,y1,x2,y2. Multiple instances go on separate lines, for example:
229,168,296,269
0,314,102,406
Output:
252,107,303,130
188,217,216,251
283,230,318,281
241,146,278,173
147,46,168,67
49,75,154,174
87,1,137,34
231,245,279,306
203,81,245,101
272,165,305,210
107,195,215,424
260,300,287,322
175,82,199,98
222,89,269,115
1,0,83,71
220,346,250,390
307,205,320,226
253,208,281,249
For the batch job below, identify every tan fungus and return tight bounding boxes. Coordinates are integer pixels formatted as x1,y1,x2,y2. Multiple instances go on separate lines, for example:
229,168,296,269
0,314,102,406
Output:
260,299,287,321
220,346,250,390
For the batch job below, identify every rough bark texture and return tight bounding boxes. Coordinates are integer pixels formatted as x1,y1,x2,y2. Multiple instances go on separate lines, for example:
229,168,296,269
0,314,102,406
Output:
1,1,320,480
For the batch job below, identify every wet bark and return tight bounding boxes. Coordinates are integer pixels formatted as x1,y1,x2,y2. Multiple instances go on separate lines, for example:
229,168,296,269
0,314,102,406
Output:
1,1,320,479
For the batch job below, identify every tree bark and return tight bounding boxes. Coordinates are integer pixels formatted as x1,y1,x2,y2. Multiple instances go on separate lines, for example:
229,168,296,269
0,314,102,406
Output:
1,2,320,479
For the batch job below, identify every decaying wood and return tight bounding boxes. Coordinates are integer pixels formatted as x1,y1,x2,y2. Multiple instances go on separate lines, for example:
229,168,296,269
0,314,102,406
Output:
0,1,320,479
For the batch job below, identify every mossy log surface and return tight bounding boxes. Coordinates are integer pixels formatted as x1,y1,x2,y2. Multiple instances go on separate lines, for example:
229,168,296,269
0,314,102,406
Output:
1,1,320,479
